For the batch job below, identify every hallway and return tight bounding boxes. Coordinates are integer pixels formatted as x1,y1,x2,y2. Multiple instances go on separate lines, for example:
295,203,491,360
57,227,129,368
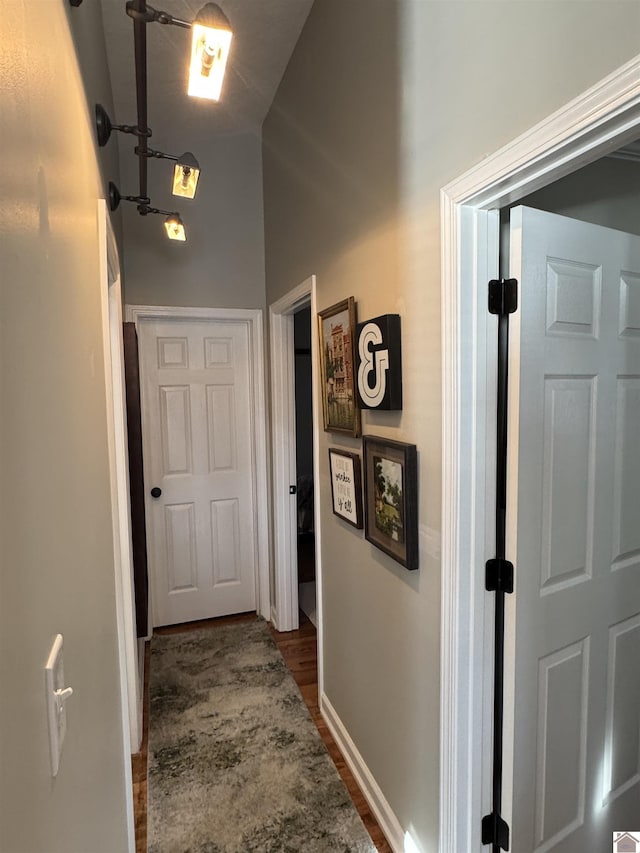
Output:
132,613,392,852
4,3,640,851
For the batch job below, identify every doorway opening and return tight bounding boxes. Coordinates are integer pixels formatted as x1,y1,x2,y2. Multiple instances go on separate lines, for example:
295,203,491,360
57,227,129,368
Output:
293,305,317,626
125,304,271,630
269,275,324,692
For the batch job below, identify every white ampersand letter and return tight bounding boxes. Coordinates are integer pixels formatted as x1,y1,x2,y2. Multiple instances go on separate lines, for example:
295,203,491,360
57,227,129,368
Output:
358,322,389,407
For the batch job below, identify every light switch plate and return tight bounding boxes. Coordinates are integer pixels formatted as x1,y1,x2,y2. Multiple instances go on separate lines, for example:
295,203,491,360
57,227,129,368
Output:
45,634,67,777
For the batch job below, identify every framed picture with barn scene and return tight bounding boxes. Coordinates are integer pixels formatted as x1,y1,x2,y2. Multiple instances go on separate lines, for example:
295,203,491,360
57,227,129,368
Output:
363,435,418,569
318,298,361,437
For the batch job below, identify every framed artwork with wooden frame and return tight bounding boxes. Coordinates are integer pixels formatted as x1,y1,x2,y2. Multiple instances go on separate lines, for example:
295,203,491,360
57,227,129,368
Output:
317,297,361,437
363,435,418,570
328,449,363,529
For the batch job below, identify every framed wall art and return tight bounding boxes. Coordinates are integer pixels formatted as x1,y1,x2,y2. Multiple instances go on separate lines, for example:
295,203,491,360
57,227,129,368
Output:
363,435,418,570
328,449,363,529
317,298,361,437
356,314,403,410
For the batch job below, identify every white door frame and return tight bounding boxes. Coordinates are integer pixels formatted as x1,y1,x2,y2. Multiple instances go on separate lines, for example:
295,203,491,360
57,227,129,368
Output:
439,54,640,852
98,200,136,851
269,277,324,685
125,304,271,624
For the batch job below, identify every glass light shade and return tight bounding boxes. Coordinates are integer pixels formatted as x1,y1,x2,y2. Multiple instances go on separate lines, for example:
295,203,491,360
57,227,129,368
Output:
164,214,186,241
172,161,200,199
187,6,232,101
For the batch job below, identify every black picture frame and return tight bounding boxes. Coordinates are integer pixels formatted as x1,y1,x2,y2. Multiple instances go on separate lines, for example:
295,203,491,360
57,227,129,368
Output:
363,435,418,569
328,449,363,529
317,297,361,437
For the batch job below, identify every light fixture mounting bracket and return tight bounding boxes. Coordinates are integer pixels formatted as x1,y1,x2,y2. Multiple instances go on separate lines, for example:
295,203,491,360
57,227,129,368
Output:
96,104,152,148
125,2,192,29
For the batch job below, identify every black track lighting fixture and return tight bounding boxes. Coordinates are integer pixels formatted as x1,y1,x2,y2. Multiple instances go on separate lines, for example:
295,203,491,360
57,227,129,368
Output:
71,1,233,241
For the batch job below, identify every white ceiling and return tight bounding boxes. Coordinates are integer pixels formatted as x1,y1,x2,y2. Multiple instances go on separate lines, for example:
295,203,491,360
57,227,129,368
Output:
100,0,313,153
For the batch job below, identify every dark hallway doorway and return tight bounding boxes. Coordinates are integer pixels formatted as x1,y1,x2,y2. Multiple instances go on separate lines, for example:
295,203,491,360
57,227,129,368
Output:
294,306,316,625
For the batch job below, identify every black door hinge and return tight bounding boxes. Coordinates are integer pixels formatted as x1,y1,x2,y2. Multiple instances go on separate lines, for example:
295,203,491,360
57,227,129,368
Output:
488,279,518,316
482,811,510,850
485,558,514,594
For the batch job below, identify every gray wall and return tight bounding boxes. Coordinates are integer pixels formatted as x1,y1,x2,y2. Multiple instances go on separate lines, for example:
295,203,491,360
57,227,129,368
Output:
67,0,123,246
262,1,640,849
122,132,266,311
501,157,640,271
0,2,131,851
520,156,640,234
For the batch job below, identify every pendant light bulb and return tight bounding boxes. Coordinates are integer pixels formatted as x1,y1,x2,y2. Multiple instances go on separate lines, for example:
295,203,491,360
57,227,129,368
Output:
187,3,232,101
171,152,201,199
164,213,186,241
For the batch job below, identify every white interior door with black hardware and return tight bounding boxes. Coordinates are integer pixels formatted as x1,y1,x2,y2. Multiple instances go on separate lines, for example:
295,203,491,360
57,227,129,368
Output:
138,318,257,626
504,206,640,852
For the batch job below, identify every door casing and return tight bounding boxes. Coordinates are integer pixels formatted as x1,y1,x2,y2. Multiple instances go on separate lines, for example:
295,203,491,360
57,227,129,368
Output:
439,53,640,853
98,200,136,850
269,276,324,690
125,304,271,625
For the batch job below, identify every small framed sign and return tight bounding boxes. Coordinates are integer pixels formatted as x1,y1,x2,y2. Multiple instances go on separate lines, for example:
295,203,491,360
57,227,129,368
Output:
356,314,402,410
328,449,363,529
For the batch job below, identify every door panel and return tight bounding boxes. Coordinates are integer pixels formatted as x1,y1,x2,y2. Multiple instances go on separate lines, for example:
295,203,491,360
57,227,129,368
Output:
534,637,589,848
139,319,257,626
507,207,640,852
605,614,640,801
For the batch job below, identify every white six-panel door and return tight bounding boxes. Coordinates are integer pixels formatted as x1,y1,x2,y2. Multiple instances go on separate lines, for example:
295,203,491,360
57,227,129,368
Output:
506,207,640,852
138,318,257,626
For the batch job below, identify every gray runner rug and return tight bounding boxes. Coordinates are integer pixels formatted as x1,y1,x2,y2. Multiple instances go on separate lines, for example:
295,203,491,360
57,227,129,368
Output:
148,618,376,853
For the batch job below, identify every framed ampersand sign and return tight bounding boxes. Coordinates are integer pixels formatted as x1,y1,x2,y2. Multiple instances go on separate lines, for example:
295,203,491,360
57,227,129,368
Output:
356,314,402,410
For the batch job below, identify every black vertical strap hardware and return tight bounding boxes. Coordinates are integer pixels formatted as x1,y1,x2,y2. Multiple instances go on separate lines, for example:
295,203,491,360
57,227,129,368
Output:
482,278,517,852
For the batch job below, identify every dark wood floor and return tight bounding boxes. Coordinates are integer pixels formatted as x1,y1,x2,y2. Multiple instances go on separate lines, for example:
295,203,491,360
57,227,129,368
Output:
131,611,392,853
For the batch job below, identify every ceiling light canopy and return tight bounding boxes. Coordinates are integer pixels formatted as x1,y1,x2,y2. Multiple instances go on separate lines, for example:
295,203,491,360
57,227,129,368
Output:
95,103,146,148
188,4,233,101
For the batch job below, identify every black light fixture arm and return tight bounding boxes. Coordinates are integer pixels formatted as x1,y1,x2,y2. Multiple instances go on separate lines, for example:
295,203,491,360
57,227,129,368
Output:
116,124,150,137
125,2,192,29
108,182,181,221
95,104,152,148
144,206,180,217
135,146,179,162
108,181,150,213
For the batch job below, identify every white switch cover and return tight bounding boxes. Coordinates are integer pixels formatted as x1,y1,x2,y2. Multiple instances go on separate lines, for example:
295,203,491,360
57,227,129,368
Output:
45,634,73,777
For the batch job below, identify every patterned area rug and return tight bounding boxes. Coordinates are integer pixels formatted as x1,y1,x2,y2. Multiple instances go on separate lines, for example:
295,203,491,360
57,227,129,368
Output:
148,619,376,853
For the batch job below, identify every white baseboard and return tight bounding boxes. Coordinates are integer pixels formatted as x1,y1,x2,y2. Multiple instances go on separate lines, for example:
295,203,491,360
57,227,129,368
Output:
320,693,405,852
